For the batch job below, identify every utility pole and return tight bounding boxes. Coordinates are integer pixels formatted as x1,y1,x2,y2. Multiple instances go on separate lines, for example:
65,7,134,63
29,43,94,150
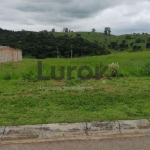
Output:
71,44,73,59
145,39,147,51
57,47,59,59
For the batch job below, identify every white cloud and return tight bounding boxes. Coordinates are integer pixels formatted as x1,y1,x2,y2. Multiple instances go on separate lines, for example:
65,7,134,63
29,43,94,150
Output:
0,0,150,34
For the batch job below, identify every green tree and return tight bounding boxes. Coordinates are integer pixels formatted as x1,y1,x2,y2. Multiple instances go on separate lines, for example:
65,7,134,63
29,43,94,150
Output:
51,28,55,32
104,27,111,35
92,28,96,32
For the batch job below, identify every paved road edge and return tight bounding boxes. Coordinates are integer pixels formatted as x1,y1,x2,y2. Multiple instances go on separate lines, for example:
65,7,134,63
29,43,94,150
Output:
0,119,150,140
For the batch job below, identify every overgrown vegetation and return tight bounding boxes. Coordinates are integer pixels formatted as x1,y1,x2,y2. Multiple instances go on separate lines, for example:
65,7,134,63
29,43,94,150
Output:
0,28,150,59
0,51,150,126
1,51,150,81
0,27,150,126
0,28,110,59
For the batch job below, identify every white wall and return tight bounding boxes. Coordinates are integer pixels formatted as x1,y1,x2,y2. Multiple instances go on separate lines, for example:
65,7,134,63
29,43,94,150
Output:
0,46,22,63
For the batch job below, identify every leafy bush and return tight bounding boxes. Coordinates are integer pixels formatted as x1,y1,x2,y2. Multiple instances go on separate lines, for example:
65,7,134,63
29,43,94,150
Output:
76,33,81,37
126,35,132,39
135,38,145,43
146,43,150,48
108,62,119,77
132,45,141,51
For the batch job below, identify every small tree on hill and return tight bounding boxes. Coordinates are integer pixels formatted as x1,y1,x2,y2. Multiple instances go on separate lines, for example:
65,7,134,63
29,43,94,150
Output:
104,27,111,35
92,28,96,32
51,28,55,32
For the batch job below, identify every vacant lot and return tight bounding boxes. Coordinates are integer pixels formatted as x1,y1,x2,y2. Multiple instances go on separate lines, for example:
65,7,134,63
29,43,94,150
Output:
0,51,150,126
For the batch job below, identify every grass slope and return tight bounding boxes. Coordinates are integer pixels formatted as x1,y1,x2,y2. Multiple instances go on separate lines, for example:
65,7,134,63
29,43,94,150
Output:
54,32,150,51
0,51,150,126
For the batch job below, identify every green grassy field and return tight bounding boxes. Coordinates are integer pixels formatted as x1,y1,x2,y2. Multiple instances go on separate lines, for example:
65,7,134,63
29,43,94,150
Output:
0,51,150,126
54,32,150,51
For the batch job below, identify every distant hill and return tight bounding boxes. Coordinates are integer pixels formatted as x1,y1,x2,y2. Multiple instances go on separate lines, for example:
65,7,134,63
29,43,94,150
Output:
54,32,150,52
0,28,110,58
0,28,150,58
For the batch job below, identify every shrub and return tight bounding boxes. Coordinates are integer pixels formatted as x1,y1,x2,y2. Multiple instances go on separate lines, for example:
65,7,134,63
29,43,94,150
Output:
108,62,119,77
126,35,132,39
135,38,145,43
132,45,141,51
76,33,81,37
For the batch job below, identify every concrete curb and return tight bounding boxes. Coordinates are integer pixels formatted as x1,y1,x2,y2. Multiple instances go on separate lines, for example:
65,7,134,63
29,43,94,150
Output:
0,119,150,140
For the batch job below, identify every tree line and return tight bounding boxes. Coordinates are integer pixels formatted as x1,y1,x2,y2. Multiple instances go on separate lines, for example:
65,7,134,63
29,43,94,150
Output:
0,28,110,59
